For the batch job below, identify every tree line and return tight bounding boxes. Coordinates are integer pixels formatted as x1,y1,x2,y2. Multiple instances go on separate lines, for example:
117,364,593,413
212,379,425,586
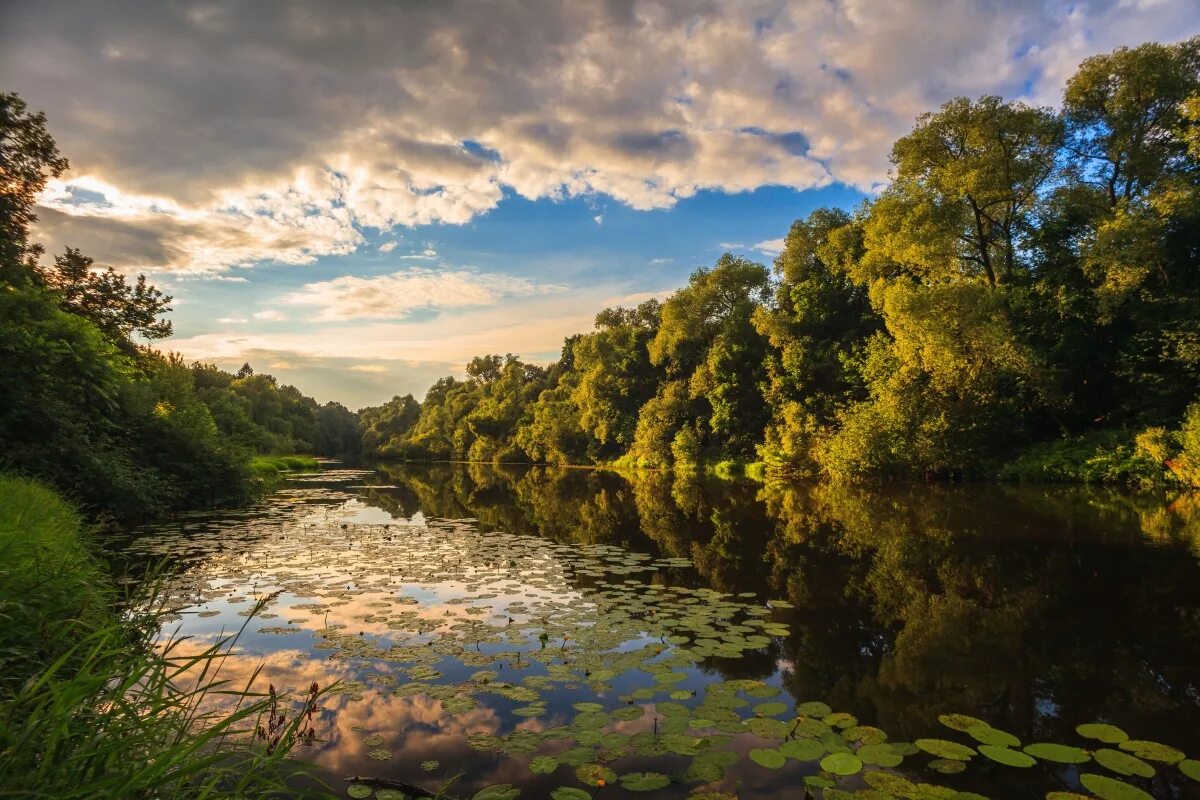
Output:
0,93,358,521
361,38,1200,488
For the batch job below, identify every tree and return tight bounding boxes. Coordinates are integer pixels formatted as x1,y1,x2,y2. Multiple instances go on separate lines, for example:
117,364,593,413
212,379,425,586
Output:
38,248,173,348
862,96,1061,287
1063,37,1200,206
0,92,67,283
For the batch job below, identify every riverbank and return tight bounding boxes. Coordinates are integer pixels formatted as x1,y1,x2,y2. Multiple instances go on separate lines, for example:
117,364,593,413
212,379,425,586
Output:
0,473,328,798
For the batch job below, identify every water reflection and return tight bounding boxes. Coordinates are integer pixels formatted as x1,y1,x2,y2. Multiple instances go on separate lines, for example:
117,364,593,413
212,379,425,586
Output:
128,464,1200,798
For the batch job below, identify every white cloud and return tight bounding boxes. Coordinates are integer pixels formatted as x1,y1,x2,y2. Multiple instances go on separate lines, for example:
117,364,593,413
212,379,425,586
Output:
216,316,247,324
754,237,786,256
6,1,1194,275
378,241,398,253
253,309,288,322
280,267,566,322
593,214,604,225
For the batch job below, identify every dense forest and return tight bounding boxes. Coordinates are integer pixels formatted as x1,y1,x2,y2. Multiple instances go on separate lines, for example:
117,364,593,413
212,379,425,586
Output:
360,38,1200,489
0,93,358,521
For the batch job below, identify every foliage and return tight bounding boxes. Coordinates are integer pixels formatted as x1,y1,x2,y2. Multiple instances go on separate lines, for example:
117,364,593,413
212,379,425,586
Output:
0,476,327,798
0,93,354,522
357,38,1200,487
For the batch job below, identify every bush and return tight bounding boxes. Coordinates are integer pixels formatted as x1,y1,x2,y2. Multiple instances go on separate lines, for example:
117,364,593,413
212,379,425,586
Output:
999,429,1167,487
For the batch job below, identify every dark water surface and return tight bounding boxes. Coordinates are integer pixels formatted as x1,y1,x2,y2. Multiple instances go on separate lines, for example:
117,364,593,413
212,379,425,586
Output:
124,463,1200,799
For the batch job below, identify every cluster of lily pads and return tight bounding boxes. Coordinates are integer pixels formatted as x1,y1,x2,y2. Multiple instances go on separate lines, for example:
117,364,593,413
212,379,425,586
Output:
128,471,1200,800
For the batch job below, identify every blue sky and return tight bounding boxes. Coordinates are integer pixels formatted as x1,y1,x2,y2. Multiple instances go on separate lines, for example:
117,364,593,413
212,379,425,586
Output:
3,0,1197,407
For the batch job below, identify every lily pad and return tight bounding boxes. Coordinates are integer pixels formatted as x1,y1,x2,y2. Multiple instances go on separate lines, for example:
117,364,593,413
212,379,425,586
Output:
928,758,967,775
857,742,905,768
749,748,786,769
1077,723,1129,744
938,713,988,732
529,755,558,775
916,738,976,761
550,789,590,800
1023,743,1092,764
978,744,1036,768
968,724,1021,747
346,786,371,799
779,738,825,761
620,772,671,791
1118,739,1185,764
820,752,863,776
1078,773,1153,800
1181,759,1200,782
574,764,616,786
1094,748,1155,778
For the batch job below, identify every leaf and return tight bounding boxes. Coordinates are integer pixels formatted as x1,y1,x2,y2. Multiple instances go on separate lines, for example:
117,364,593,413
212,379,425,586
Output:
1078,773,1153,800
1181,759,1200,782
620,772,671,791
938,713,988,732
346,786,371,799
857,743,905,768
574,764,616,786
1076,723,1129,744
1093,748,1155,778
916,738,976,761
820,752,863,776
978,744,1036,768
968,724,1021,747
550,789,591,800
779,738,825,761
1023,743,1092,764
753,701,788,716
749,748,786,769
1118,739,1185,764
472,786,520,800
529,755,558,775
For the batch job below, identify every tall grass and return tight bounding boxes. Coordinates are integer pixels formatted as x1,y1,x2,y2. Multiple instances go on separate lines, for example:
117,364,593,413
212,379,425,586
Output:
0,474,331,799
248,454,321,480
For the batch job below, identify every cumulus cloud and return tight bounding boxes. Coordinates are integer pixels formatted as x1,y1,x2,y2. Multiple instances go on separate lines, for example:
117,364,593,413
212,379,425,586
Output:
754,237,786,256
4,0,1196,275
280,267,566,322
252,309,287,322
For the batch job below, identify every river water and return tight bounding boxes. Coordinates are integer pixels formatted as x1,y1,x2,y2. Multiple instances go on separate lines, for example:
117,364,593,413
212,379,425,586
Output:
123,462,1200,799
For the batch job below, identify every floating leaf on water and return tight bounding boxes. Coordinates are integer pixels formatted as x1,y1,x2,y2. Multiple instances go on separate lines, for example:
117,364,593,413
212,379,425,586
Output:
529,756,558,775
574,764,616,786
938,713,988,733
1023,743,1092,764
803,775,835,790
686,793,737,800
1117,739,1185,764
978,744,1036,768
420,760,439,772
367,748,391,761
820,752,863,776
916,738,976,761
797,701,832,718
843,725,887,745
550,790,589,800
753,701,788,716
749,748,786,769
346,786,371,799
968,724,1020,748
864,772,918,795
1093,748,1155,778
1078,773,1154,800
823,712,857,729
376,791,406,800
928,758,967,775
619,772,671,792
362,734,386,747
1181,759,1200,782
1045,793,1094,800
1077,723,1129,744
779,739,825,761
857,743,904,767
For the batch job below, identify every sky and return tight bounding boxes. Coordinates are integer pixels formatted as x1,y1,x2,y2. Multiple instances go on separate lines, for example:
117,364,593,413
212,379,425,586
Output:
3,1,1198,409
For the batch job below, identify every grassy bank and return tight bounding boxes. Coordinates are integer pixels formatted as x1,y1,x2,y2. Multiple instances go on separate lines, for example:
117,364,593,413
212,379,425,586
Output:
248,454,321,481
0,474,327,798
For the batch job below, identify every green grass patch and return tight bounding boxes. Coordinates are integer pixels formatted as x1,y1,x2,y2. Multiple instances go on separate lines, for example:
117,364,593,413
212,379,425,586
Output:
999,430,1167,488
248,454,321,479
0,474,328,797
